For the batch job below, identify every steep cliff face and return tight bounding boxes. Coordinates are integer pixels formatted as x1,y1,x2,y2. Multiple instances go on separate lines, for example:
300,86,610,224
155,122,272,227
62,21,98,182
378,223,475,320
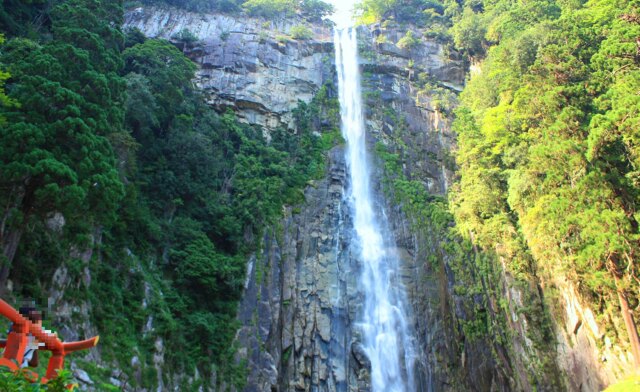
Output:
122,8,355,391
113,7,623,392
227,20,463,391
237,148,364,391
125,7,334,130
355,24,525,391
357,23,569,392
123,8,548,391
552,279,633,391
233,20,481,392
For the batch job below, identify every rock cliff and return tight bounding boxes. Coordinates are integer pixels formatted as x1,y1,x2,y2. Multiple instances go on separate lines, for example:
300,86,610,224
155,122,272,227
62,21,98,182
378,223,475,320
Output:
224,18,471,391
124,8,469,390
79,6,628,392
125,7,334,130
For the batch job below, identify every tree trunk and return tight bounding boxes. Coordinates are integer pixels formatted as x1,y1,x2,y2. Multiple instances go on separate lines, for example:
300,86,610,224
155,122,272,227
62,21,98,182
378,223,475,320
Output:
0,187,25,290
616,279,640,369
0,228,22,288
0,176,53,291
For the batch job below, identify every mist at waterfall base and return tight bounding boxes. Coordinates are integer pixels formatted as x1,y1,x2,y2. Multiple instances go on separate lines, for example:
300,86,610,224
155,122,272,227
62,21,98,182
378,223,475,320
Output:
334,28,419,391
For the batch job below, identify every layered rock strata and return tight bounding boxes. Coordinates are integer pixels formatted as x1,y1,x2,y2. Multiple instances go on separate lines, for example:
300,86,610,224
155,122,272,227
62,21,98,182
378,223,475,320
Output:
125,7,334,130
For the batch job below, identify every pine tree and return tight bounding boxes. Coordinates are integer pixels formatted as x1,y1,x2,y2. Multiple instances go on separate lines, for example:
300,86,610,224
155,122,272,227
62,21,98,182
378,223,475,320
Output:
0,0,126,285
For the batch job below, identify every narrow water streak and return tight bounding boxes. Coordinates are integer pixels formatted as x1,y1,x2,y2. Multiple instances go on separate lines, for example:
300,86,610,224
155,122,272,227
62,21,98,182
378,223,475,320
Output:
334,28,416,391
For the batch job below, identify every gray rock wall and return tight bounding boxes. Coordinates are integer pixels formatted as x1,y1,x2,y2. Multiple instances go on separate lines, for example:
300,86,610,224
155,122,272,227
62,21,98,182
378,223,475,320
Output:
237,148,366,392
125,7,334,130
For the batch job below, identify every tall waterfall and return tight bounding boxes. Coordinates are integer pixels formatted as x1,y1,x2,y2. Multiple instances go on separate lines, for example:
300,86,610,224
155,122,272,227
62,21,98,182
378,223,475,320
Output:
334,28,417,391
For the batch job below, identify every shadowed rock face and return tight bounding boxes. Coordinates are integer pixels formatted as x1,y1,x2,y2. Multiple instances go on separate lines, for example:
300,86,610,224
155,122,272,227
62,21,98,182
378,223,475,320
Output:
237,147,362,392
356,24,463,197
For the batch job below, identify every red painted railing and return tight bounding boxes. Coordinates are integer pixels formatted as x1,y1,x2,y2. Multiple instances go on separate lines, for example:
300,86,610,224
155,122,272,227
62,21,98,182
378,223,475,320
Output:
0,298,99,384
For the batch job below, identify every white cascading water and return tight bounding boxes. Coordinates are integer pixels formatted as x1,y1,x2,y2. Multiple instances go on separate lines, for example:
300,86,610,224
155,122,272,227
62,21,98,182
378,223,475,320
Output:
334,27,417,391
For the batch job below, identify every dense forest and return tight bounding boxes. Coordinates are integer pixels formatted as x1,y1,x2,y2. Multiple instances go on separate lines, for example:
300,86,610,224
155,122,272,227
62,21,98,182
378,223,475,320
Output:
1,0,639,389
0,0,337,388
450,0,640,370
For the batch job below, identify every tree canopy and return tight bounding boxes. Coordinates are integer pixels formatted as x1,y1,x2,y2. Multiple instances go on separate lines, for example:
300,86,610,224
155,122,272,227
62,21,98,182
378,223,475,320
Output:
448,0,640,366
138,0,334,20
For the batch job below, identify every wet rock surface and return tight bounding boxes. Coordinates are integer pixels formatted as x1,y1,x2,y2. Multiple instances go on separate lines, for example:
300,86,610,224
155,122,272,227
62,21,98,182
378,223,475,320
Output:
236,147,369,391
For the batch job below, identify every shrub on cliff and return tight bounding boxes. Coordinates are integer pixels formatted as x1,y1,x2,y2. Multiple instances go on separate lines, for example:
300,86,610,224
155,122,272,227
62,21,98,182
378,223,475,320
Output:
242,0,296,18
290,24,313,40
299,0,334,21
451,0,640,368
138,0,245,13
242,0,332,20
396,30,420,50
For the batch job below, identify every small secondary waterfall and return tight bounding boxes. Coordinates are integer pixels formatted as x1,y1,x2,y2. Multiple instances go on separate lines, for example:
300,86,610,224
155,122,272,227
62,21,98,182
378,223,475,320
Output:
334,28,417,391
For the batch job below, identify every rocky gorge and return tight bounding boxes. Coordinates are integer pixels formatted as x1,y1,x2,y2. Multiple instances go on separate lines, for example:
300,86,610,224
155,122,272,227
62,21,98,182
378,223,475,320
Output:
38,4,636,391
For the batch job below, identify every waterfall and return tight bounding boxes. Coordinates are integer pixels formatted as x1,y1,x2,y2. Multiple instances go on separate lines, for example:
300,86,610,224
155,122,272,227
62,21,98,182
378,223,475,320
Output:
334,28,417,391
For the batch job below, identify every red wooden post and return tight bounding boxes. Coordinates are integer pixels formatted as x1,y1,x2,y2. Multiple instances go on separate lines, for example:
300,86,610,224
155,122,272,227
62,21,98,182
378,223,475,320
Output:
0,298,99,387
3,329,28,365
43,351,65,382
0,299,31,368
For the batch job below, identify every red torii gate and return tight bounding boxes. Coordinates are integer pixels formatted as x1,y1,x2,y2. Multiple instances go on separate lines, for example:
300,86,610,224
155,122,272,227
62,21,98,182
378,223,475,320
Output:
0,298,99,386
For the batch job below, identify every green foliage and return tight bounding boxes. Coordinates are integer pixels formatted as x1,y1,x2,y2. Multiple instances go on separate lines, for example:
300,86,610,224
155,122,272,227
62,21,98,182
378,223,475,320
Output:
242,0,296,17
356,0,450,38
242,0,332,20
450,7,486,54
356,0,397,24
138,0,245,13
375,33,389,44
290,24,313,40
0,0,126,283
299,0,334,20
0,368,72,392
123,39,197,128
0,35,16,125
137,0,333,19
0,0,50,36
604,375,640,392
172,28,198,46
396,30,420,50
416,73,457,113
451,0,640,357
